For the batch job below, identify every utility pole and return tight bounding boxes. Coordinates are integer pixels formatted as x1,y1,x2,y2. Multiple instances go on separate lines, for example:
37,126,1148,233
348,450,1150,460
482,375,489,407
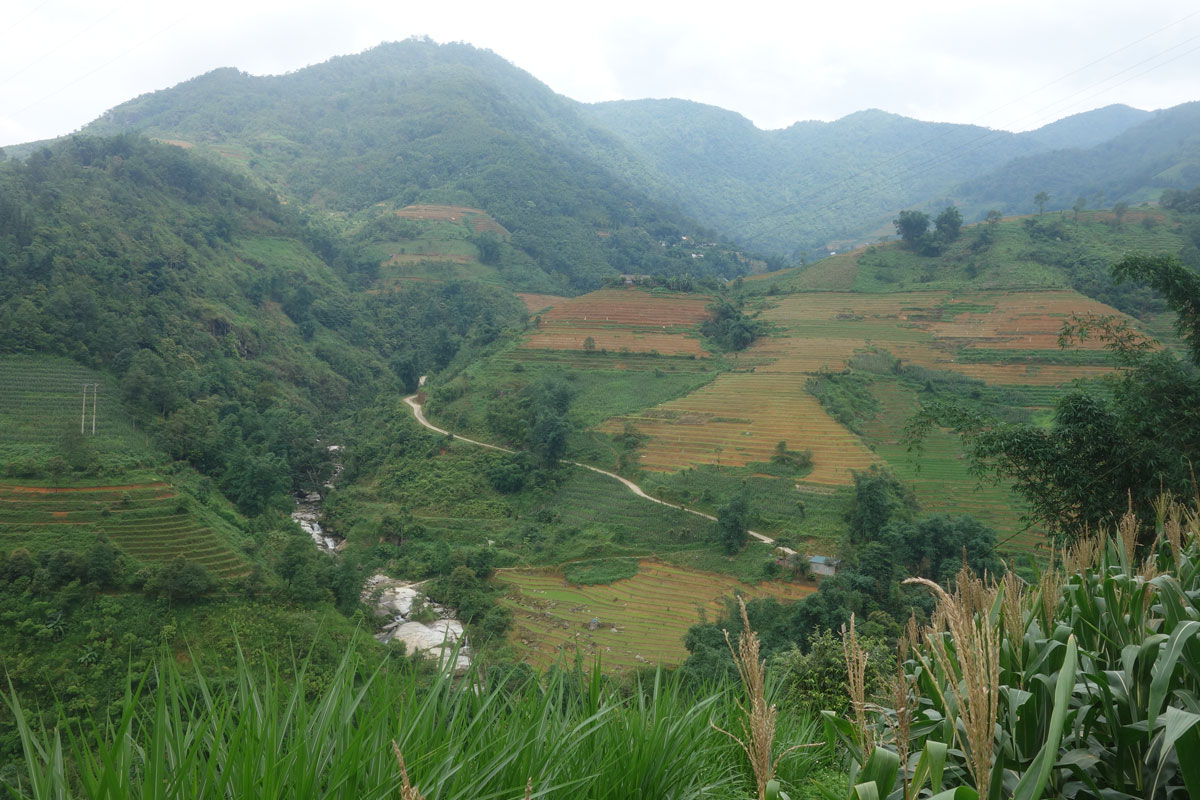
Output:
81,384,88,434
91,383,99,435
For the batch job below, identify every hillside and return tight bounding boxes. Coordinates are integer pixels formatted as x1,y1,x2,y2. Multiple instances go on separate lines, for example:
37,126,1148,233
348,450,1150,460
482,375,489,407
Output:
586,101,1154,256
10,39,1194,271
953,101,1200,216
76,40,755,291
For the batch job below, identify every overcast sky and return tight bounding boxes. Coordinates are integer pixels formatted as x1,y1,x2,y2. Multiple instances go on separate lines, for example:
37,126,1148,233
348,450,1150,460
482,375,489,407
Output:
2,0,1198,147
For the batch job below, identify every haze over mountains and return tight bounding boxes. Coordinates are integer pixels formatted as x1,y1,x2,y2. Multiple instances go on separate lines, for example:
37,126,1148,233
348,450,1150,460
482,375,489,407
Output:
8,37,1200,274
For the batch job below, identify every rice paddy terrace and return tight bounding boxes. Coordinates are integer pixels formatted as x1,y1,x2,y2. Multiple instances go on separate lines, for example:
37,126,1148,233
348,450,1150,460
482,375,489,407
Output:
520,289,713,358
0,355,249,576
369,204,513,287
501,560,814,670
0,482,250,577
490,280,1142,552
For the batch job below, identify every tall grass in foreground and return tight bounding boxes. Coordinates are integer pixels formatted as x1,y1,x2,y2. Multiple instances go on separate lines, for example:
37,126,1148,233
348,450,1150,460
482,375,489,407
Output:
826,496,1200,800
4,644,822,799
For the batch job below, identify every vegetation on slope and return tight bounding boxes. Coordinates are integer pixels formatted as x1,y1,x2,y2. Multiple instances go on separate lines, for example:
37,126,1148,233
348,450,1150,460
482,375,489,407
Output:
81,39,759,291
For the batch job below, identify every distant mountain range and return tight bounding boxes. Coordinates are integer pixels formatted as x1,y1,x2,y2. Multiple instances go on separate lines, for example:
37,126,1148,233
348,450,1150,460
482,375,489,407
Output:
7,38,1199,265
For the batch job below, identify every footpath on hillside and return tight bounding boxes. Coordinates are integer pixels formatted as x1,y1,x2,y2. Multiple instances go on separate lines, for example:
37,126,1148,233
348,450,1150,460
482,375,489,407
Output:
402,394,792,553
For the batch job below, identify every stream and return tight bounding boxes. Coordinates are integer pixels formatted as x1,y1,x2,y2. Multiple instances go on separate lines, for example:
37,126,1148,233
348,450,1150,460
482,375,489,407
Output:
289,444,471,674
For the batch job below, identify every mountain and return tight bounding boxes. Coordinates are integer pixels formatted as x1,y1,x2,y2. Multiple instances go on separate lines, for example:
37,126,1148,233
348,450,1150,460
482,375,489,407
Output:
76,40,755,291
1019,103,1151,151
951,102,1200,215
586,101,1154,256
9,40,1191,268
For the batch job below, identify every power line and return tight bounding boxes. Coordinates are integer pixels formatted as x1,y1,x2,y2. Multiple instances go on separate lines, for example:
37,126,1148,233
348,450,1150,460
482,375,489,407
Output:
0,0,58,41
0,6,123,90
12,11,192,116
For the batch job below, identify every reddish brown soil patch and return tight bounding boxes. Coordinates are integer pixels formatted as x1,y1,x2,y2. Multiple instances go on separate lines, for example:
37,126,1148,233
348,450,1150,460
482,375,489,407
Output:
1,482,168,494
516,293,569,312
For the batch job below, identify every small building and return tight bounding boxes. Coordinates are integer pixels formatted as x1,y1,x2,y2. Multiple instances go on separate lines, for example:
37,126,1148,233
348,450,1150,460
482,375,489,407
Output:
808,555,841,577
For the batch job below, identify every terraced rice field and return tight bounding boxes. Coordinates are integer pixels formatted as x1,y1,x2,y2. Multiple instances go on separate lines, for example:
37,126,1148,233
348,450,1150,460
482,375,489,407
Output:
858,379,1041,551
494,349,712,374
754,291,1120,385
929,292,1120,350
501,560,814,669
520,290,712,357
0,356,139,447
391,204,509,237
0,483,249,577
602,372,879,485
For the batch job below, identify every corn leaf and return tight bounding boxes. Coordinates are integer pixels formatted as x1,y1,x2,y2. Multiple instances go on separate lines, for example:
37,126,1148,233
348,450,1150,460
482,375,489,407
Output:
1013,635,1078,800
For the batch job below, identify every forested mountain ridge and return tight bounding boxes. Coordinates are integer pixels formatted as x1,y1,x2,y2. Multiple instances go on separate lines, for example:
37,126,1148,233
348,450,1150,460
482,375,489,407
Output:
587,100,1157,256
73,40,757,291
0,134,526,509
952,100,1200,217
8,38,1195,272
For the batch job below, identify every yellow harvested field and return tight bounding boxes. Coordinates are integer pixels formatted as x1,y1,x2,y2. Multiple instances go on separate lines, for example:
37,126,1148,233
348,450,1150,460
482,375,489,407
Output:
502,560,814,670
537,289,713,327
602,372,880,484
520,289,713,357
522,329,707,356
928,292,1119,350
748,290,1124,385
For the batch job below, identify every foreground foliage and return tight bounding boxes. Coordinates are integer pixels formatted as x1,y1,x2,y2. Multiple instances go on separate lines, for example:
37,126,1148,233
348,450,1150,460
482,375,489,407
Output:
4,647,822,799
826,496,1200,799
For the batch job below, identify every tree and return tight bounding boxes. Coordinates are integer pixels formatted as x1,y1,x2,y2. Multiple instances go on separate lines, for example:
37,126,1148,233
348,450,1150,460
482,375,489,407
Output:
909,253,1200,544
148,558,214,605
522,376,573,467
985,209,1003,229
893,210,931,247
934,205,963,244
582,336,596,353
1035,191,1050,215
845,465,917,545
1112,201,1129,227
717,491,751,554
1073,196,1087,221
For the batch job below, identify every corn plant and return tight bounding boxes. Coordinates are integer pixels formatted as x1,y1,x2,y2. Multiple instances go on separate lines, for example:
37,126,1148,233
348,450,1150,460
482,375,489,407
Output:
825,496,1200,800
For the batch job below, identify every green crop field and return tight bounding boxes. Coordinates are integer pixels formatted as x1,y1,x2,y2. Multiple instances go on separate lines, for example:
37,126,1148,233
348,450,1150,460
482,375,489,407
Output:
0,482,250,577
500,559,814,670
858,377,1042,551
0,355,142,452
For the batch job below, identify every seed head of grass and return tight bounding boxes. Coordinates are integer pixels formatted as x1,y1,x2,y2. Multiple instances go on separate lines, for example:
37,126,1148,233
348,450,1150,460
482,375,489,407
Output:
712,597,811,800
392,740,427,800
841,613,872,756
905,568,1000,793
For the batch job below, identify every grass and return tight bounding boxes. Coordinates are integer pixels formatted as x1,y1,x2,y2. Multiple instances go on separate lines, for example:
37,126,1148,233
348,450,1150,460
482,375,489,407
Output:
857,377,1037,550
0,355,148,457
500,559,814,670
562,558,641,585
3,635,825,799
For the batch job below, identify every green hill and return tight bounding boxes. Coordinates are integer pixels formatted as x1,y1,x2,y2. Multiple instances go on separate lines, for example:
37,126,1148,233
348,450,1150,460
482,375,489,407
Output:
952,101,1200,216
586,101,1154,256
76,40,756,291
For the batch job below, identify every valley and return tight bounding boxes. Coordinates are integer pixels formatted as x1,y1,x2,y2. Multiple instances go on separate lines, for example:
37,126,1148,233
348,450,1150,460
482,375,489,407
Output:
2,35,1200,799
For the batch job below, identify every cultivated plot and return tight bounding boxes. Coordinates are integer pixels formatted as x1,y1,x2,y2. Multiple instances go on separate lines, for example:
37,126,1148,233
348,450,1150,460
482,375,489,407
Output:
501,560,813,670
520,289,713,357
0,483,249,577
602,372,880,484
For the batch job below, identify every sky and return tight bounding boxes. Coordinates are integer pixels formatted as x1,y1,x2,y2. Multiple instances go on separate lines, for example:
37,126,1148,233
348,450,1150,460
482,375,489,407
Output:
2,0,1199,147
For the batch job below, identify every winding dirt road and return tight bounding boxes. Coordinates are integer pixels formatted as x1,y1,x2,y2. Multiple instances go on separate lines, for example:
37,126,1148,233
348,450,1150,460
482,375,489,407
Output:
403,394,786,550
